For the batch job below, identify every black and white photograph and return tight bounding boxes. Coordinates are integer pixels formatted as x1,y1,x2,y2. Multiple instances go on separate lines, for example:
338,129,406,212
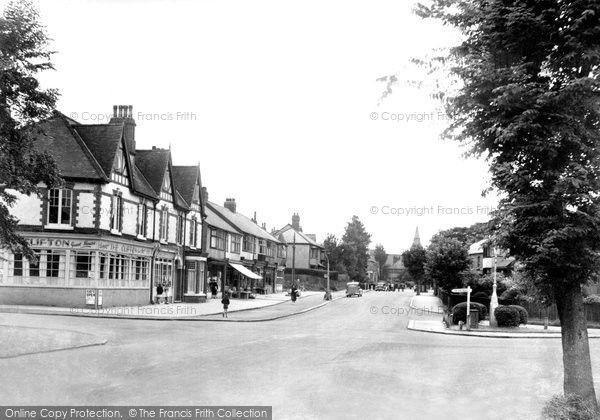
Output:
1,0,600,419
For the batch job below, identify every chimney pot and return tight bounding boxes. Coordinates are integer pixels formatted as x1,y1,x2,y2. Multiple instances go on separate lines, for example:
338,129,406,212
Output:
224,198,237,213
113,105,118,117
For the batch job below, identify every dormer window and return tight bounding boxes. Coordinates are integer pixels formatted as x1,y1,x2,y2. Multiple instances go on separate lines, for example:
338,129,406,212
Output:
161,168,173,201
111,144,130,186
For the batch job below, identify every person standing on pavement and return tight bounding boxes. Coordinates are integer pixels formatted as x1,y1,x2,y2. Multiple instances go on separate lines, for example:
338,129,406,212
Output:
291,285,297,303
221,291,230,318
210,281,218,299
156,283,164,304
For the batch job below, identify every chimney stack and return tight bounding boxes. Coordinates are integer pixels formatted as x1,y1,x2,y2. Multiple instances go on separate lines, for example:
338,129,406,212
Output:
292,213,302,232
262,222,266,230
110,104,136,155
224,198,237,213
252,211,257,224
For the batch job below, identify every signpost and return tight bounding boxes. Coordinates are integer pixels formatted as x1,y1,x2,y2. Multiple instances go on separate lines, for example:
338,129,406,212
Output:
452,286,472,330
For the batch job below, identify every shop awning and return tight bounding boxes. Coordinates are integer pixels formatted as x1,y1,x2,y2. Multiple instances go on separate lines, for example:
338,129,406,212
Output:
230,263,262,280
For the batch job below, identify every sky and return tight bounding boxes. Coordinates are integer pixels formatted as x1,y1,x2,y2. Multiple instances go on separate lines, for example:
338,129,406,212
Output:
9,0,497,253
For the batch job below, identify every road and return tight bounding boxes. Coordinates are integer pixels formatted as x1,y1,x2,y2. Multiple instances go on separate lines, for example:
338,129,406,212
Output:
0,291,596,419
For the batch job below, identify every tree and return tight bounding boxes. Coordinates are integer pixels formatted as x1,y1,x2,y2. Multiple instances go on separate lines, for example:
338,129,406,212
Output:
340,216,371,282
417,0,600,409
1,0,61,259
373,244,387,277
425,237,472,294
429,222,490,250
322,233,346,273
402,244,426,295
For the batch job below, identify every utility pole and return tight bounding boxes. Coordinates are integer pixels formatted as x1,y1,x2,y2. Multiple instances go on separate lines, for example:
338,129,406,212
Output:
291,232,296,289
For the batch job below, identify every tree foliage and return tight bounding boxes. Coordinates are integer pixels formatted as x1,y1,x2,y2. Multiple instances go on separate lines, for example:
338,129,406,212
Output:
425,237,471,293
402,243,427,292
373,243,387,273
0,0,61,258
417,0,600,408
429,222,490,250
340,216,372,282
322,233,346,274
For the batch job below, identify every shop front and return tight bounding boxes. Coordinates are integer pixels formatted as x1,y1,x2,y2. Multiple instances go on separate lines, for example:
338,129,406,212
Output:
0,233,154,308
183,251,207,303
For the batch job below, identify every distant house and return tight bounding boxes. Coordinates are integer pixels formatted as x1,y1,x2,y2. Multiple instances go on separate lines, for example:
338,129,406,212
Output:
274,213,324,270
468,239,515,275
366,251,380,286
382,254,406,284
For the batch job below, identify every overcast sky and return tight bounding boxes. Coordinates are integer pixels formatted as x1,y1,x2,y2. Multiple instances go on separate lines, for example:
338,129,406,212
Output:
12,0,497,253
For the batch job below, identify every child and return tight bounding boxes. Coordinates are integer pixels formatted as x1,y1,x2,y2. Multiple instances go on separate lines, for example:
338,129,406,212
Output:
221,292,230,318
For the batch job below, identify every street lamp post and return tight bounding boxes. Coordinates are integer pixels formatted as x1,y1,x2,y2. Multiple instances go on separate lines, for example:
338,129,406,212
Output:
490,243,499,327
324,252,331,300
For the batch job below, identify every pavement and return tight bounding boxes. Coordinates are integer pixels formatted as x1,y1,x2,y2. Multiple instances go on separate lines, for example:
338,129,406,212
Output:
409,291,445,314
407,291,600,338
0,290,344,321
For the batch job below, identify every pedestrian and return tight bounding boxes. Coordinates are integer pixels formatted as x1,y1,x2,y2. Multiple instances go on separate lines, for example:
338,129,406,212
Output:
221,291,230,318
210,281,218,299
156,283,164,304
291,285,297,303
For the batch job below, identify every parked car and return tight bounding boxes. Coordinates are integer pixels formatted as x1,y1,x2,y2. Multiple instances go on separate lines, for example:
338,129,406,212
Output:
375,281,388,291
346,282,363,297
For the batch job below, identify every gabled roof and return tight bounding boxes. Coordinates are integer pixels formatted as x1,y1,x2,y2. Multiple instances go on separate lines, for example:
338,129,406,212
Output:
174,190,190,211
135,149,171,194
208,202,281,243
275,224,322,248
130,164,158,200
74,124,124,177
171,166,197,204
468,239,489,255
205,205,241,233
30,114,105,181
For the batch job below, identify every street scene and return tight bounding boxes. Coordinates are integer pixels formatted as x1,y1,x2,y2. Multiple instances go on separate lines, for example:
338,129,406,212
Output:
2,290,593,420
1,0,600,419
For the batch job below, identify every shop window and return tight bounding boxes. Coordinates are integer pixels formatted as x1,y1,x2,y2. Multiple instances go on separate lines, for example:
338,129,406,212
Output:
134,258,149,281
46,250,62,278
72,252,92,278
29,250,40,277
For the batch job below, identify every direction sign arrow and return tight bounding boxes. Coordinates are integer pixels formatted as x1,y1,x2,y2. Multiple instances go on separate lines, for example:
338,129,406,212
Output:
452,288,470,293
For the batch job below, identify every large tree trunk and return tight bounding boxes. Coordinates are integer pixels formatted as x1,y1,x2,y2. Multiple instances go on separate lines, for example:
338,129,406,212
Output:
555,282,598,411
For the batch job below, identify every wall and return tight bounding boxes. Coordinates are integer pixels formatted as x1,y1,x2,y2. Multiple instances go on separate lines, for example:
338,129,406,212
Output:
0,286,149,308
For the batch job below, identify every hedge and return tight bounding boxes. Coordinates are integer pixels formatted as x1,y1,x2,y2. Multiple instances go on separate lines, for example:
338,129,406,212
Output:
495,305,520,327
471,291,489,300
451,302,488,325
508,305,528,325
541,394,597,420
